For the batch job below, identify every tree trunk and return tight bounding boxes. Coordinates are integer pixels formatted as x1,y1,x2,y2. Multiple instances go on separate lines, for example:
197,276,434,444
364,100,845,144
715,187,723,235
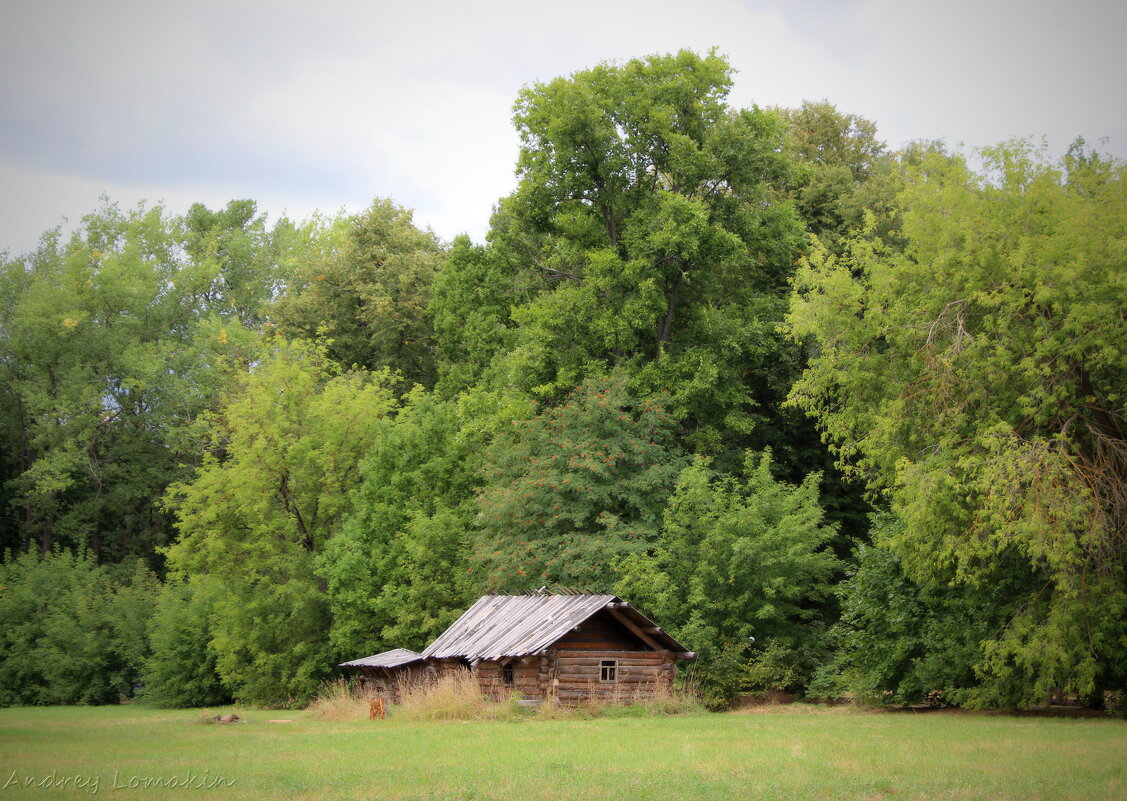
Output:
655,271,684,364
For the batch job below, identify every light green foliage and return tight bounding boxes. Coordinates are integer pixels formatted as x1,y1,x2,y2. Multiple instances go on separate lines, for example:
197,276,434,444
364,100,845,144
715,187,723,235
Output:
789,141,1127,706
0,549,158,705
140,580,228,708
271,199,445,386
164,338,398,705
493,50,805,459
319,390,478,655
619,452,838,707
476,374,686,590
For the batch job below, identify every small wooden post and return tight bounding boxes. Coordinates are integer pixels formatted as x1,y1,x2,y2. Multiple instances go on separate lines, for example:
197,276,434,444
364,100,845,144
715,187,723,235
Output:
369,697,387,719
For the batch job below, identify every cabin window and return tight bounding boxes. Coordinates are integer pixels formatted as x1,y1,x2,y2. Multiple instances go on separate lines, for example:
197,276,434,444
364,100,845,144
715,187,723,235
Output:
501,663,514,685
600,659,618,682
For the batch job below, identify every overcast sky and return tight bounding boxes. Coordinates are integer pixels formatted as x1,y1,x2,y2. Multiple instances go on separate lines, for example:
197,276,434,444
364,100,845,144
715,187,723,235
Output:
1,0,1123,255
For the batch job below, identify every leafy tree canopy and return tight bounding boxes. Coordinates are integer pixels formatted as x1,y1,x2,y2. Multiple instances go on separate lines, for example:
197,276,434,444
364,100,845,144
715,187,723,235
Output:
487,49,806,461
619,451,839,706
271,199,445,387
163,338,399,704
475,373,687,591
788,140,1127,705
0,200,261,561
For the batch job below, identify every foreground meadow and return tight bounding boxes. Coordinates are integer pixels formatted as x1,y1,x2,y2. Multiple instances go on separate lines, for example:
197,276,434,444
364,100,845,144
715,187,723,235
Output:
0,704,1123,800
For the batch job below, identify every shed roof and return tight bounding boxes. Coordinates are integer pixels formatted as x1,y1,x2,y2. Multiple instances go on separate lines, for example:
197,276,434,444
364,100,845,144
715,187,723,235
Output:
338,648,424,669
420,594,691,661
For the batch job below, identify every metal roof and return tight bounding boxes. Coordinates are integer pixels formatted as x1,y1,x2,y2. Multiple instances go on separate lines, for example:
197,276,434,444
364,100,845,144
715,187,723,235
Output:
338,648,424,669
420,594,690,661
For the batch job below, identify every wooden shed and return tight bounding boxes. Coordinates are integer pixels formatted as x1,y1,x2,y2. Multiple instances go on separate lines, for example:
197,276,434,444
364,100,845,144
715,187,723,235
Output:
340,593,695,704
338,648,427,700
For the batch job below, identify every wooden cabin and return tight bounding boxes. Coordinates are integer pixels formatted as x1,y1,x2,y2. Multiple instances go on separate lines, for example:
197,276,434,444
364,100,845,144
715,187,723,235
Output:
340,594,695,704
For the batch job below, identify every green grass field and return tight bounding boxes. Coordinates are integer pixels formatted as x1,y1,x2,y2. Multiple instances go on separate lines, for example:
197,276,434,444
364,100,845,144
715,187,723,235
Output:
0,704,1123,800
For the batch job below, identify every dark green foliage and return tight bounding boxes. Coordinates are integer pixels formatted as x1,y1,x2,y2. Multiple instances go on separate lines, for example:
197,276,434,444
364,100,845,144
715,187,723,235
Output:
493,50,808,467
319,390,478,655
0,549,158,706
810,537,1006,706
430,235,539,398
139,580,229,707
619,453,839,707
810,524,1118,711
476,374,687,591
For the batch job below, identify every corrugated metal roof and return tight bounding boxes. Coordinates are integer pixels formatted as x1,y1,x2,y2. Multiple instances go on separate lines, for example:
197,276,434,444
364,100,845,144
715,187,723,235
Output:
420,594,690,661
338,648,423,668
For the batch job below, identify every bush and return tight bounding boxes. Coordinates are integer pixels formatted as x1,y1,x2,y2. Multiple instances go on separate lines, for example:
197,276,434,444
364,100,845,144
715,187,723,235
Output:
0,549,158,706
140,580,229,708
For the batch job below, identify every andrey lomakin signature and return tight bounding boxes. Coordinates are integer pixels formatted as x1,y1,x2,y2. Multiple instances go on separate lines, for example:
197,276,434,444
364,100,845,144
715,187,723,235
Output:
3,769,235,794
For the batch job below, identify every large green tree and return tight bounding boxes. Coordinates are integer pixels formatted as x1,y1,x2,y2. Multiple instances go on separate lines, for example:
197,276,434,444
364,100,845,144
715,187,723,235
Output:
318,389,481,656
776,101,900,253
0,202,260,561
183,199,291,328
163,338,398,705
271,199,445,387
430,234,541,398
487,49,806,463
475,373,686,591
788,141,1127,707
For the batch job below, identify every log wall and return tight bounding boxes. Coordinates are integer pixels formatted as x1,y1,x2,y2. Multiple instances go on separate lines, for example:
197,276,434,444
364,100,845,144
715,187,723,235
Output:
550,648,675,703
475,657,549,700
358,608,680,705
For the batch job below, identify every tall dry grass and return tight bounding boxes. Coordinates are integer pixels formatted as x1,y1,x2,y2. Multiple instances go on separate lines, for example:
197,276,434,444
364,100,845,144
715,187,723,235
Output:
536,680,705,719
395,672,526,721
307,672,705,722
307,678,378,721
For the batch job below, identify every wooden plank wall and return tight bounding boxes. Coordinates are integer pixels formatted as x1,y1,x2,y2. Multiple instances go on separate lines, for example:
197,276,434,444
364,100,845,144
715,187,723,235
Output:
377,609,680,705
552,610,644,652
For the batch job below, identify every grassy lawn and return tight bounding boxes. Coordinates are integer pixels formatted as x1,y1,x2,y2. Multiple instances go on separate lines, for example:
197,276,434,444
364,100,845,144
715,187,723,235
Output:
0,704,1123,800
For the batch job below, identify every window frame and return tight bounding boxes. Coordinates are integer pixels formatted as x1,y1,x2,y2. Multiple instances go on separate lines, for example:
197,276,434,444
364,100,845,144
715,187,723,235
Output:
599,659,618,683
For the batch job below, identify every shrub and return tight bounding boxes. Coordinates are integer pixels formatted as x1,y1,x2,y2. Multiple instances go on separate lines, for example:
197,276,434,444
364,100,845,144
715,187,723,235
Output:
140,580,229,708
0,549,159,706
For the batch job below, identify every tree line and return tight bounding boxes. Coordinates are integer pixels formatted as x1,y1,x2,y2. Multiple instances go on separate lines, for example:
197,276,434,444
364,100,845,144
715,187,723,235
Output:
1,49,1123,711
